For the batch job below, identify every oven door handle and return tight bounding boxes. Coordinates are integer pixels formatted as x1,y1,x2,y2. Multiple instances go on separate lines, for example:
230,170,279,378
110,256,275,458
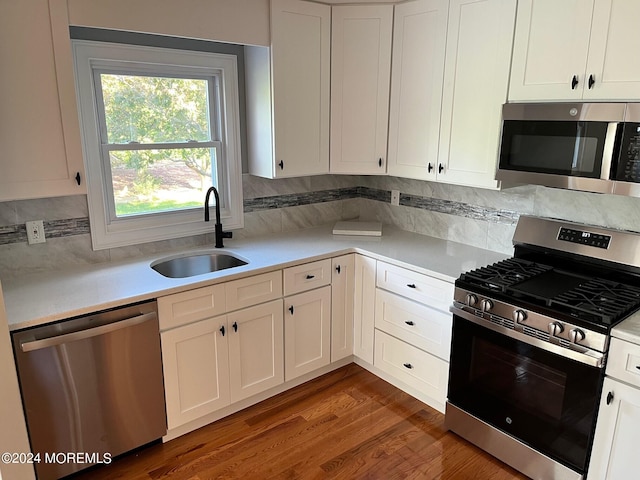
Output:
450,306,605,369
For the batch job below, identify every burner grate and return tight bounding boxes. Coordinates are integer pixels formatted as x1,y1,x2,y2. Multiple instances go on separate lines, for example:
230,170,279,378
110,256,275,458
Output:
459,258,552,292
551,279,640,325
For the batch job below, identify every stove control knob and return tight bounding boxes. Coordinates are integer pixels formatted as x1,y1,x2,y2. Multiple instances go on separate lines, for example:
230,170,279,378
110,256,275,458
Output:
513,309,527,323
466,294,478,307
481,299,494,312
569,328,586,344
548,321,565,336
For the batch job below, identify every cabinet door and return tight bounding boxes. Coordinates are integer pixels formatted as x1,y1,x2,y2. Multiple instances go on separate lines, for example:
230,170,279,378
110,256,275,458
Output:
270,0,330,177
331,254,355,362
284,286,331,381
584,0,640,100
509,0,594,101
387,0,448,180
0,0,85,200
330,5,392,175
437,0,516,189
588,377,640,480
161,316,230,430
353,255,377,364
228,299,284,403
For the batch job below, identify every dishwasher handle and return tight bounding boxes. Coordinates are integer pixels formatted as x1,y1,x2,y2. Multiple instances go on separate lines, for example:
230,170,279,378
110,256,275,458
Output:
21,312,157,353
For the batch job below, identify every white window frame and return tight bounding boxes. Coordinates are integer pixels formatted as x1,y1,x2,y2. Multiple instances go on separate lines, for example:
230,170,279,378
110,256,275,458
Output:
73,40,243,250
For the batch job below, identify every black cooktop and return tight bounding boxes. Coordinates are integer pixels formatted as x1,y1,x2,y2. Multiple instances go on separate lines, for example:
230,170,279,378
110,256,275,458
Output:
458,257,640,328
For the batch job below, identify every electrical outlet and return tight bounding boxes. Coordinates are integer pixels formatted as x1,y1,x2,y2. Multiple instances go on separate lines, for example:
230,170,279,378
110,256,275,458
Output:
391,190,400,206
26,220,46,245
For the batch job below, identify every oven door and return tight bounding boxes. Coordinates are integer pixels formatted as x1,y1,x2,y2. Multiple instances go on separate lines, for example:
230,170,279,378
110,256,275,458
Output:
447,312,604,474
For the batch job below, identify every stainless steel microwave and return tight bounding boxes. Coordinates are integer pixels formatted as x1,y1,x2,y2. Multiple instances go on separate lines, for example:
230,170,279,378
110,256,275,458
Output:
496,103,640,196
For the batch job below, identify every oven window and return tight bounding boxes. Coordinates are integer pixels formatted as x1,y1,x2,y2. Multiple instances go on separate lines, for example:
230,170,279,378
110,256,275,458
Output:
499,120,608,177
470,339,567,420
448,316,604,473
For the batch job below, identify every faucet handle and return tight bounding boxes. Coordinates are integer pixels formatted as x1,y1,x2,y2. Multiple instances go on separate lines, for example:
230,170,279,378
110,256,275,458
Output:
223,231,233,239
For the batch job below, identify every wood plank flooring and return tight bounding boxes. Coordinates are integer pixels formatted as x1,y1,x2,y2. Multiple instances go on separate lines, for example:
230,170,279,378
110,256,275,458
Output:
72,364,528,479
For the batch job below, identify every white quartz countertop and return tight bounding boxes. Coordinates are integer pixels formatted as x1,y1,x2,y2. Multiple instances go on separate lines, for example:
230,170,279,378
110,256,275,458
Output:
2,224,509,331
612,309,640,346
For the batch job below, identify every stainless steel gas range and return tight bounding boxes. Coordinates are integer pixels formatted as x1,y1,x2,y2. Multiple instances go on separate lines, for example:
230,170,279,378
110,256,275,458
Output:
445,215,640,480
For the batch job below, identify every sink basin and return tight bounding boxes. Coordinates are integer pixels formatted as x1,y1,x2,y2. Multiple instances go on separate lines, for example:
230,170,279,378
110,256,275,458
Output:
151,252,248,278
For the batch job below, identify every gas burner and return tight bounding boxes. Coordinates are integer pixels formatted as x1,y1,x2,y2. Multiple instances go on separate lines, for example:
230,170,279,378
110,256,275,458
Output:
459,258,552,292
552,280,640,325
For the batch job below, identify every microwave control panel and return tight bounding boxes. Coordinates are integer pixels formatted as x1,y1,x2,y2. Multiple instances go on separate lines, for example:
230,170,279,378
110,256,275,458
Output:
614,122,640,182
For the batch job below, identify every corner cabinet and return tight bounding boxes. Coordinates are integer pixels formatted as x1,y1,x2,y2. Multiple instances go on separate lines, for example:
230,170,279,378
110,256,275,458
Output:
0,0,85,201
588,337,640,479
245,0,330,178
329,5,393,175
510,0,640,101
387,0,515,189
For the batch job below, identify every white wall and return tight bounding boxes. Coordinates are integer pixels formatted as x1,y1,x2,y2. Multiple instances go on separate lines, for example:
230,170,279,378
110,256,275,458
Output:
0,282,35,480
66,0,271,46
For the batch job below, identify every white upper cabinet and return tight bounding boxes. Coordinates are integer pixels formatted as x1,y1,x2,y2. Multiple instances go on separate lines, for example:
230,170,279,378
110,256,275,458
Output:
0,0,85,201
510,0,640,101
438,0,516,189
246,0,330,178
330,5,393,175
387,0,515,189
387,0,448,181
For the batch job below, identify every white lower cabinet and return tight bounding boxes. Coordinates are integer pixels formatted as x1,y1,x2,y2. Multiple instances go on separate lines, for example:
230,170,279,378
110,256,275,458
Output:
228,300,284,402
353,254,377,363
284,285,332,381
372,261,454,412
588,337,640,479
331,255,355,362
374,330,449,407
161,315,231,430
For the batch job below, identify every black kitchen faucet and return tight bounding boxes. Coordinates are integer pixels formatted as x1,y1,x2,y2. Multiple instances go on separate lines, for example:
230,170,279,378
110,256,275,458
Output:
204,186,232,248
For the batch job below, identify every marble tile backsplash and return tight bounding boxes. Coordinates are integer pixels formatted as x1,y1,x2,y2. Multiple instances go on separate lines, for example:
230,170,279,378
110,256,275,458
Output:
2,173,640,276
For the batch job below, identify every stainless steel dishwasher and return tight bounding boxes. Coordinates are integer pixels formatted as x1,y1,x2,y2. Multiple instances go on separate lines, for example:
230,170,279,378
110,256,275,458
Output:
12,300,166,480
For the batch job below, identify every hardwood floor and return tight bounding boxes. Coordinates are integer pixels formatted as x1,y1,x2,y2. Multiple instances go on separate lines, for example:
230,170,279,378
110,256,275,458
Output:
72,364,528,479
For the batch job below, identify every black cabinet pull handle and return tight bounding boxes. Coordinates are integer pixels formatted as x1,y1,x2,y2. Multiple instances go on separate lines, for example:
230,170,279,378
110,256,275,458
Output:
428,163,433,173
589,74,595,89
571,75,579,89
278,160,284,170
220,325,225,336
335,265,341,274
403,363,413,369
289,305,294,315
232,322,238,332
75,172,81,185
407,283,417,289
405,321,415,326
636,365,640,370
438,163,444,174
306,274,315,279
606,391,614,405
378,158,383,167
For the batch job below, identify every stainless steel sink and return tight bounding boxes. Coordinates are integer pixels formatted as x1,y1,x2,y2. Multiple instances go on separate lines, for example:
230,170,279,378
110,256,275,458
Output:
151,252,248,278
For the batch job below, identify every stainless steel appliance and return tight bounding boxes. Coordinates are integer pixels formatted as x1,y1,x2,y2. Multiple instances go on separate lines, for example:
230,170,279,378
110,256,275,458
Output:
12,301,166,480
446,216,640,480
495,103,640,196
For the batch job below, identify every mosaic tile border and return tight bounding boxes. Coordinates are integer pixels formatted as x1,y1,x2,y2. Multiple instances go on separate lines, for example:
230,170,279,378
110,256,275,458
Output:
0,188,520,245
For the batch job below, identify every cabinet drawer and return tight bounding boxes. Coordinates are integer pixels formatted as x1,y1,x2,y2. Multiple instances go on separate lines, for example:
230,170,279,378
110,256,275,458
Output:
283,259,332,296
376,261,454,311
607,337,640,388
158,284,226,330
225,271,282,312
375,289,452,360
374,330,448,406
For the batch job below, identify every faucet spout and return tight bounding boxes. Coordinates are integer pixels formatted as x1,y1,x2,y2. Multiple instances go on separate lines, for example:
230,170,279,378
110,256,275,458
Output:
204,186,232,248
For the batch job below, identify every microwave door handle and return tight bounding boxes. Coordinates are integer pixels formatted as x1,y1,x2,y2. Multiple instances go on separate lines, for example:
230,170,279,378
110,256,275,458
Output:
601,122,624,180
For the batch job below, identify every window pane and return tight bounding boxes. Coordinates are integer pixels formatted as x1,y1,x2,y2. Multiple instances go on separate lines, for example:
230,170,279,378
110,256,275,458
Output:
109,147,216,217
100,74,211,144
